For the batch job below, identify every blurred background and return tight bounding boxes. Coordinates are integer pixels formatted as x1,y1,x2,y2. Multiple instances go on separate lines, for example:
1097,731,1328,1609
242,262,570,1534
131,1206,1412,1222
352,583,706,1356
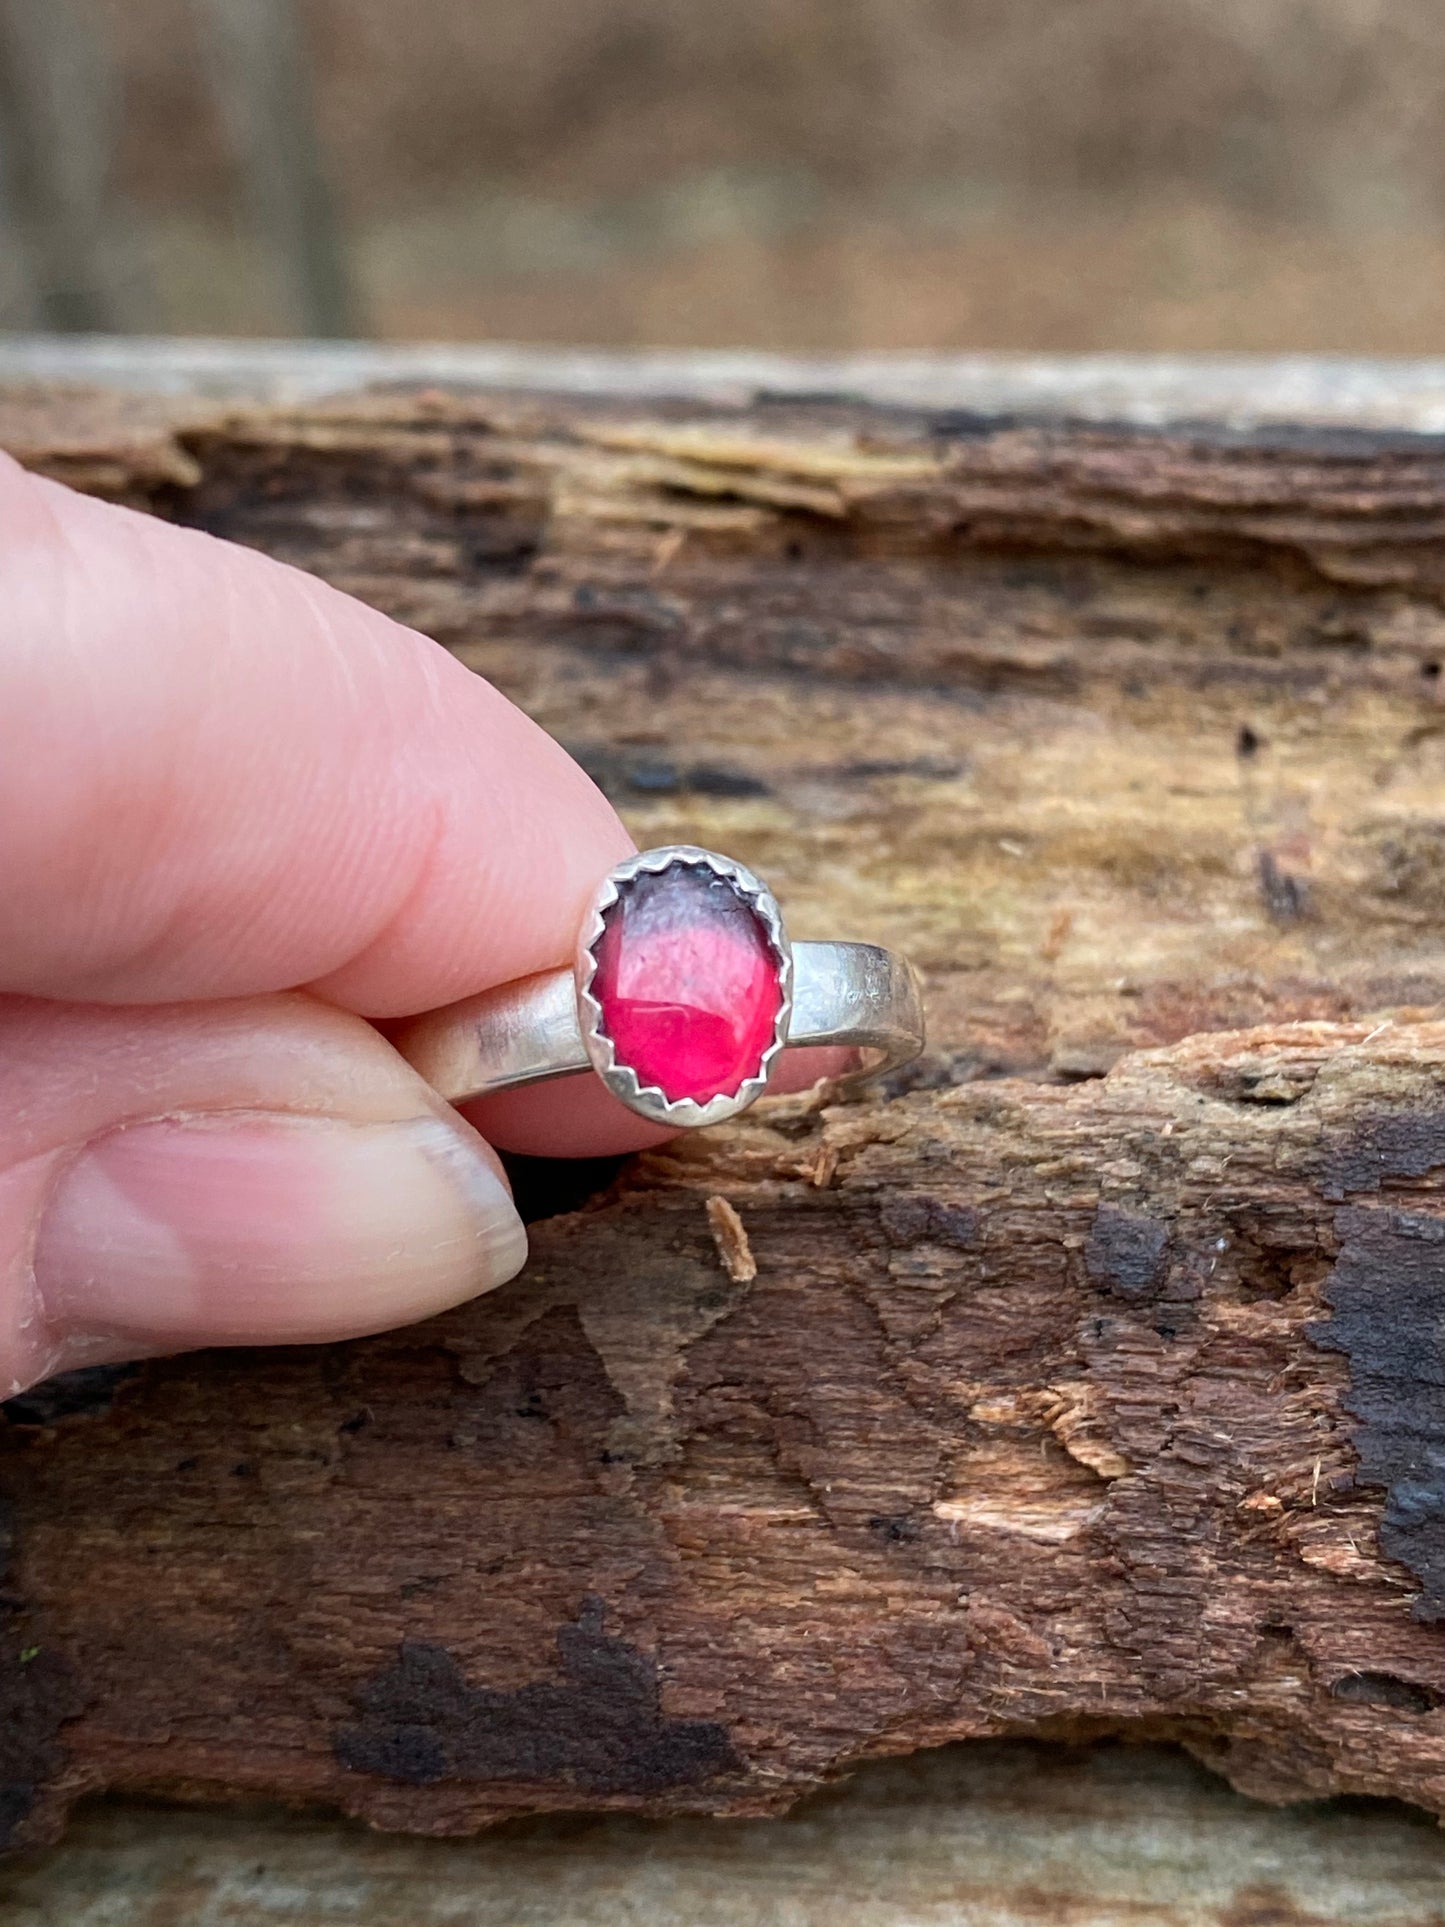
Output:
4,0,1445,351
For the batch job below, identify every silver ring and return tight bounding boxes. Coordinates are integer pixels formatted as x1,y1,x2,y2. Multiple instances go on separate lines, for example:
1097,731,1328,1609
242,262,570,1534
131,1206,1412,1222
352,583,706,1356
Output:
394,845,925,1129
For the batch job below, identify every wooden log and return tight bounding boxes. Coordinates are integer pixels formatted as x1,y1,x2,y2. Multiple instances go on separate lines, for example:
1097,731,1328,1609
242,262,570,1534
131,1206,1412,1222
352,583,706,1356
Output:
2,374,1445,1852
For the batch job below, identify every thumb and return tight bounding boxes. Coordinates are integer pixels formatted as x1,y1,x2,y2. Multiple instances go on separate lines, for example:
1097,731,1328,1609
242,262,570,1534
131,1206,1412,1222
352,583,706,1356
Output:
0,993,526,1396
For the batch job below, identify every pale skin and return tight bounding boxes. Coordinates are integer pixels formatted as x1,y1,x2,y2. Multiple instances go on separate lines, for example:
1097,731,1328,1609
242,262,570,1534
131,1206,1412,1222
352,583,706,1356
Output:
0,454,840,1396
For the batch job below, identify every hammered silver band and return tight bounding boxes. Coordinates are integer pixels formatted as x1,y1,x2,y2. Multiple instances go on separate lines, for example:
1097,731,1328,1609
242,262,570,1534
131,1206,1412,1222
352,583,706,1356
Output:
395,938,925,1111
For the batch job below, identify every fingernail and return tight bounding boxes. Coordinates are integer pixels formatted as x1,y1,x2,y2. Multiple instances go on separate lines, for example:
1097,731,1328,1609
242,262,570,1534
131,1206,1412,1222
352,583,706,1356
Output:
33,1112,528,1347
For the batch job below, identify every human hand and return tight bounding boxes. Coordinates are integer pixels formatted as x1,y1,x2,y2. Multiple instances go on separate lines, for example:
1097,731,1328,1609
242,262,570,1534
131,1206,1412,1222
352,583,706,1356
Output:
1,453,818,1395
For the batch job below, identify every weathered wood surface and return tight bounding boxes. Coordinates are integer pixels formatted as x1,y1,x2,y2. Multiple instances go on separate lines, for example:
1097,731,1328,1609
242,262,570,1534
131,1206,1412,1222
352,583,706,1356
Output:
9,1743,1445,1927
3,373,1445,1853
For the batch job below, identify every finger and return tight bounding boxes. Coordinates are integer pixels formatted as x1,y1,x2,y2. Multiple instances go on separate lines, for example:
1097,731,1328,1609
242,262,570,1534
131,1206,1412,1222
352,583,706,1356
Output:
463,1046,855,1157
0,454,630,1016
0,993,527,1396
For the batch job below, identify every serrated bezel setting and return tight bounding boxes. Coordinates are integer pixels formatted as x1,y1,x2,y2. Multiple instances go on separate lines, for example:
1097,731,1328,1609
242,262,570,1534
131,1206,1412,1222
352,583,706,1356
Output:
576,845,793,1127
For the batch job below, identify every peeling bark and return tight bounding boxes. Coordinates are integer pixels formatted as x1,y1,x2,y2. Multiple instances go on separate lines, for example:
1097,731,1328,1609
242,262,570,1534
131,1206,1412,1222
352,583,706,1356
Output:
3,379,1445,1847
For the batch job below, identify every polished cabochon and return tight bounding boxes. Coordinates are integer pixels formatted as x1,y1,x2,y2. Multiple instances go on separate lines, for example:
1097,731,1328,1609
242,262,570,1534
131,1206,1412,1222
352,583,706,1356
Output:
575,846,794,1128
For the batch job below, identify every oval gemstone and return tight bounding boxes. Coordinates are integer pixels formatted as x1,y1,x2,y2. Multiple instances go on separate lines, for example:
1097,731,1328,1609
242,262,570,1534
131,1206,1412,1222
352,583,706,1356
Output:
590,863,783,1104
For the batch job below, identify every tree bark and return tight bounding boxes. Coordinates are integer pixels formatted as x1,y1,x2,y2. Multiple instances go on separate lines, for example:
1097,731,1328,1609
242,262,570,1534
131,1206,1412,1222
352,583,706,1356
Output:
2,376,1445,1849
191,0,361,338
0,0,139,331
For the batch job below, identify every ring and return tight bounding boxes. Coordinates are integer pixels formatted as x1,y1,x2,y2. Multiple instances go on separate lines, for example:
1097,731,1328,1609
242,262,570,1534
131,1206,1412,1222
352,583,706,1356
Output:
394,845,926,1129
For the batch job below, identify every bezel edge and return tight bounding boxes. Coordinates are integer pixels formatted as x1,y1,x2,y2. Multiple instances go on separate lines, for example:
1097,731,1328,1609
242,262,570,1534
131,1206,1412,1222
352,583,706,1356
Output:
574,845,794,1128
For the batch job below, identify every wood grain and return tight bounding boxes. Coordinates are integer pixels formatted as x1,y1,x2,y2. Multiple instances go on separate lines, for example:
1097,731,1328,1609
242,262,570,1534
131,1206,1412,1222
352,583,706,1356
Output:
3,376,1445,1850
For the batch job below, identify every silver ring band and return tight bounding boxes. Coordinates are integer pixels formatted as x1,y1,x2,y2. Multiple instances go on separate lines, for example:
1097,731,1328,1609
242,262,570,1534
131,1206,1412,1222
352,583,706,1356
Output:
394,846,924,1130
397,940,924,1107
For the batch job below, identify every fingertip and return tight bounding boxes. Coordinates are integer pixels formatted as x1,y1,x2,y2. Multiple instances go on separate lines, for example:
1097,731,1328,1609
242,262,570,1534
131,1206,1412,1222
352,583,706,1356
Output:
0,992,529,1394
31,1110,528,1358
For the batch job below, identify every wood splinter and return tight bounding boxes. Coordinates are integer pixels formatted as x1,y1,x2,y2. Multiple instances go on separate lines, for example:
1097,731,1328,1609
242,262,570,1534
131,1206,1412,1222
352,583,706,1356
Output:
705,1195,757,1283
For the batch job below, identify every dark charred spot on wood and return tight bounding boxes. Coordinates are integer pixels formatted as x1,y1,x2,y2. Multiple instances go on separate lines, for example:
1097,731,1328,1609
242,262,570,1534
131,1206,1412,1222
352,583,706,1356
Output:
1,1364,142,1428
686,764,772,798
744,389,879,426
622,758,679,794
868,1514,921,1543
0,1503,82,1852
1051,1048,1118,1083
335,1598,740,1795
757,1110,828,1142
1320,1109,1445,1201
559,743,666,797
1177,1038,1329,1107
561,744,772,803
828,758,966,782
448,1308,628,1471
498,1152,627,1225
925,410,1020,441
1256,851,1311,924
561,585,682,652
1331,1671,1441,1714
338,1410,370,1436
176,438,547,581
461,535,538,579
1313,1206,1445,1617
1236,724,1265,757
1084,1209,1170,1302
879,1195,979,1249
876,1048,987,1098
1420,659,1441,682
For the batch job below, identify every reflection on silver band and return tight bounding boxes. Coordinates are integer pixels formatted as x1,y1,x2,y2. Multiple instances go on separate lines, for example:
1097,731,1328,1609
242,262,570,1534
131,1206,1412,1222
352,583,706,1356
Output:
395,939,925,1113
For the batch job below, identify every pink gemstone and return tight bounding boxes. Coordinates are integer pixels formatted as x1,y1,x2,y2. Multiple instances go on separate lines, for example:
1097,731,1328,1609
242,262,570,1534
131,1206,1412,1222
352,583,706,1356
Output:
591,864,783,1104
